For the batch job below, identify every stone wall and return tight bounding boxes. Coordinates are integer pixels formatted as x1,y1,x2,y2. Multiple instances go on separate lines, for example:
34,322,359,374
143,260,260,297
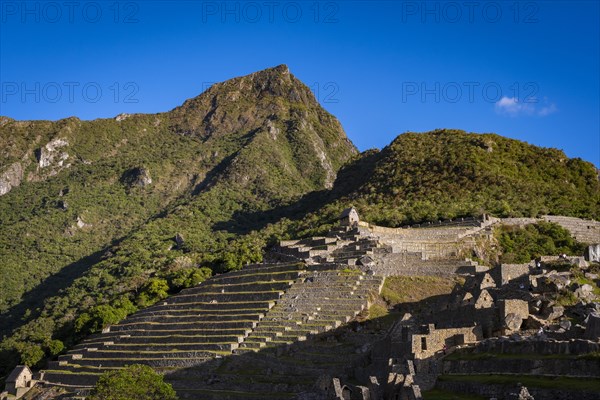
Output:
442,357,600,378
472,337,600,356
495,263,532,285
371,253,478,277
410,325,482,359
498,299,529,320
501,216,600,244
437,380,600,400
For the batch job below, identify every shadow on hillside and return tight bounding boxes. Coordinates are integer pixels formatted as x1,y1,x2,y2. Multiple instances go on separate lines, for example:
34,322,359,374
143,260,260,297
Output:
0,243,117,340
162,310,394,399
212,189,331,235
212,150,383,235
162,280,458,398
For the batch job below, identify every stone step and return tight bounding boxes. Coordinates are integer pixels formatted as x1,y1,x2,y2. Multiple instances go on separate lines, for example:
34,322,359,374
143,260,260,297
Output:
207,271,302,285
60,349,219,361
121,313,264,324
92,327,252,338
55,356,213,368
133,307,269,318
231,262,306,273
109,320,257,332
78,334,245,346
165,291,283,304
239,341,266,349
42,372,99,387
82,342,238,352
146,300,275,312
45,363,117,375
184,281,292,294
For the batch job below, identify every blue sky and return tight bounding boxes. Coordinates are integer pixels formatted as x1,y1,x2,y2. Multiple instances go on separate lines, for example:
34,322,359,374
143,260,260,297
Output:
1,1,599,166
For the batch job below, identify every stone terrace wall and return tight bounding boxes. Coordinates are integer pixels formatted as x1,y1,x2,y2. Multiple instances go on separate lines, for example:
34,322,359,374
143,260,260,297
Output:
473,337,600,355
501,216,600,244
542,216,600,244
442,357,600,378
357,217,495,260
437,380,600,400
372,253,479,277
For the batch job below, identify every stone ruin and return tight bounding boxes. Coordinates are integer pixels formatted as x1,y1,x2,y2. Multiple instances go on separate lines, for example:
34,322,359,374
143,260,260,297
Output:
14,210,600,400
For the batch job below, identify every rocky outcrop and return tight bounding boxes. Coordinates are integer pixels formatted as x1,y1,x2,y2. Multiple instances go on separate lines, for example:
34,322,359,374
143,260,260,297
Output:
0,162,23,196
121,167,152,188
36,138,70,174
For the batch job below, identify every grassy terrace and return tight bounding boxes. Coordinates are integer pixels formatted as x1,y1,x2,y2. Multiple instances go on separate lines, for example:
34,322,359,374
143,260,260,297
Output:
174,388,296,398
196,280,294,288
438,374,600,392
115,320,258,326
85,334,247,340
146,300,275,309
445,351,600,361
423,389,486,400
96,328,252,333
169,290,285,296
131,308,269,314
74,349,231,356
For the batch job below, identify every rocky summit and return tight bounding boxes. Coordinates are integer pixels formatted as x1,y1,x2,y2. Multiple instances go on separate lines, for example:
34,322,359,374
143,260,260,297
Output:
0,66,599,400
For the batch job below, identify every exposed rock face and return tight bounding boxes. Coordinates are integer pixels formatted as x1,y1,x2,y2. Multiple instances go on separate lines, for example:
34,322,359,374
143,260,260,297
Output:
121,167,152,188
0,162,23,196
37,138,70,170
115,113,132,122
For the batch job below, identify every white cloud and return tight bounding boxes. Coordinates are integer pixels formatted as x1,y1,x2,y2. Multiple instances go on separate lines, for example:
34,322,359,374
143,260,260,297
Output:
538,103,558,116
494,96,557,117
494,97,534,116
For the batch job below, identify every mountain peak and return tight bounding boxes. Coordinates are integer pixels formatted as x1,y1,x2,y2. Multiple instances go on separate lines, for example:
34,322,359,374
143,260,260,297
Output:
168,65,344,141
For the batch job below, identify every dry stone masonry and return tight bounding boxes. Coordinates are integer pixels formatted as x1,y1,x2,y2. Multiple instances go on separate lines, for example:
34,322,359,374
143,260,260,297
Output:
13,211,599,400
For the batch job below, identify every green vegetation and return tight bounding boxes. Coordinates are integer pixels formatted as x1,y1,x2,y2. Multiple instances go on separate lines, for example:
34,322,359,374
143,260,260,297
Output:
0,66,355,378
367,303,388,319
1,69,598,382
423,388,485,400
496,221,587,263
445,349,600,361
325,129,599,227
438,374,600,392
89,364,178,400
381,276,458,306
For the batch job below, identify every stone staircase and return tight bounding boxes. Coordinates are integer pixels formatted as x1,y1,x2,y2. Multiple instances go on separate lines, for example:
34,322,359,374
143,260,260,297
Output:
39,259,384,398
276,226,391,266
237,265,384,352
39,262,306,390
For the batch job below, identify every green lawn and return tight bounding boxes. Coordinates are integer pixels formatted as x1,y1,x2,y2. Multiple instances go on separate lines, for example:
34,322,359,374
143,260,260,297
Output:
438,374,600,392
423,388,486,400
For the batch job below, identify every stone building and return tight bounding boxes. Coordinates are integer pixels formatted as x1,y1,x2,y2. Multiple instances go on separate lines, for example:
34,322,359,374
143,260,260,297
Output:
339,207,359,227
406,324,482,359
3,365,34,399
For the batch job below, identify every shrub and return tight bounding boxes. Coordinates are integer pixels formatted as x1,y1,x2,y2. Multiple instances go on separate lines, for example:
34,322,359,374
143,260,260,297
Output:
89,364,178,400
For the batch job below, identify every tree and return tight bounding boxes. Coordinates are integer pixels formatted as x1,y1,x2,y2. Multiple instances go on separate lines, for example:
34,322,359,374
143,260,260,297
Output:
89,364,178,400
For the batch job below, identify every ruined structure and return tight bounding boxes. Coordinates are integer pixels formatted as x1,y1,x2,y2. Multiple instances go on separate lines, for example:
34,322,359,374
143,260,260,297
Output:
19,212,600,399
1,366,34,399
